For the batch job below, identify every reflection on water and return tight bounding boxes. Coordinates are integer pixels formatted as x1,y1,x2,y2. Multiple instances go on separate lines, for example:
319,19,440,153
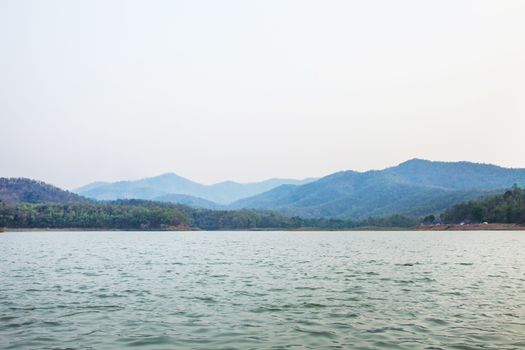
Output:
1,231,524,349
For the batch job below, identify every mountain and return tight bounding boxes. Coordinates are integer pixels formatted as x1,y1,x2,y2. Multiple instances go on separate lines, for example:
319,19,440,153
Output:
76,173,203,201
0,178,89,204
230,159,525,219
73,181,110,193
153,193,222,210
74,174,315,204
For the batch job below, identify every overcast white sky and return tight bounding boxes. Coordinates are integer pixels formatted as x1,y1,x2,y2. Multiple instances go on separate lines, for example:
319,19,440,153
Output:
1,0,524,189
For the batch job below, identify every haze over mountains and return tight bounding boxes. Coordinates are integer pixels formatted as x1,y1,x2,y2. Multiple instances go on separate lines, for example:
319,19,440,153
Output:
3,158,525,229
74,175,315,205
70,159,525,219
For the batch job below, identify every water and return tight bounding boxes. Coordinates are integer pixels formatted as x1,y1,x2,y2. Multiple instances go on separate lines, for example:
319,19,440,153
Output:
1,231,524,350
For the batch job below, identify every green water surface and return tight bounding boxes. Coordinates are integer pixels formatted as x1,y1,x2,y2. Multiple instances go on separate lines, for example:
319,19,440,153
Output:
1,231,524,349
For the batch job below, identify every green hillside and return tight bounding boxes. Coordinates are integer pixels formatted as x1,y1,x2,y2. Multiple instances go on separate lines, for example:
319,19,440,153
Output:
230,159,525,219
0,179,419,230
0,178,88,204
441,186,525,224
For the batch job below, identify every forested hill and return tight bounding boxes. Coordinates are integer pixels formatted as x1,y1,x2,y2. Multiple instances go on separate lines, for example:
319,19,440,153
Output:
441,186,525,224
0,178,88,204
0,198,420,230
0,178,421,230
230,159,525,219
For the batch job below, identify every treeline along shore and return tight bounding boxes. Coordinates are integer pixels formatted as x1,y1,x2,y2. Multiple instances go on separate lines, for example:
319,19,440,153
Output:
0,199,422,231
0,178,524,231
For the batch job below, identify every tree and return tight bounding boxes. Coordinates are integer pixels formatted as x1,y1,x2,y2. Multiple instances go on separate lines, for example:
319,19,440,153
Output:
422,215,436,225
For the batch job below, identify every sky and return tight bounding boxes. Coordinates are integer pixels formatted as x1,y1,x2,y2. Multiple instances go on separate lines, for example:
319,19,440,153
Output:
1,0,524,189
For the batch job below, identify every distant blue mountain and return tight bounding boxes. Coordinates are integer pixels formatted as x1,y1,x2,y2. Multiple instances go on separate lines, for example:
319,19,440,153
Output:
74,174,315,205
74,181,110,193
73,160,525,218
153,193,223,210
229,159,525,219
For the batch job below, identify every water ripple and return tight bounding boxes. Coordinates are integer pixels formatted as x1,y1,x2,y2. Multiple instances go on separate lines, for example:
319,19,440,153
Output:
1,230,524,350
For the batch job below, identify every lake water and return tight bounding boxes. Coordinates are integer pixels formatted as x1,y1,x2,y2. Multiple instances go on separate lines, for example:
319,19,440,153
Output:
0,231,524,350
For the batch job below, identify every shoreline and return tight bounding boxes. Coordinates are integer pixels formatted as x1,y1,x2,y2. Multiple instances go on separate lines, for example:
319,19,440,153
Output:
3,224,525,232
414,223,525,231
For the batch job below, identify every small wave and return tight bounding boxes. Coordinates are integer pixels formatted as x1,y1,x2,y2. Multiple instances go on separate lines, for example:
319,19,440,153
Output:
125,336,176,347
302,302,328,308
425,318,447,325
294,286,319,290
294,327,337,338
193,296,216,303
395,262,423,267
366,326,405,333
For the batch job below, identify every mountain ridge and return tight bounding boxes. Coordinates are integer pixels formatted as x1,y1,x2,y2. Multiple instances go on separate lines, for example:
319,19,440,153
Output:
19,158,525,219
229,159,525,219
74,174,316,204
0,178,89,204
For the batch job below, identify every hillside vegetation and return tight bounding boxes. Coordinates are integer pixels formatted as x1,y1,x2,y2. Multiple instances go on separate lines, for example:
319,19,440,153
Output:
231,159,525,219
0,177,421,230
2,175,523,230
0,200,188,230
0,198,420,230
0,178,87,204
69,159,525,220
441,186,525,224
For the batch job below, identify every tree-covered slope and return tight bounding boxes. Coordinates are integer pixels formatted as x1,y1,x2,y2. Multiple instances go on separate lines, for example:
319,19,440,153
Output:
0,200,189,230
230,159,525,219
0,178,423,230
0,198,421,230
441,186,525,224
0,178,89,204
382,159,525,190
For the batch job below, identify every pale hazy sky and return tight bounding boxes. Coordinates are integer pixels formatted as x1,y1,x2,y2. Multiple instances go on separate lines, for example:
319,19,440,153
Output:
1,0,524,189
